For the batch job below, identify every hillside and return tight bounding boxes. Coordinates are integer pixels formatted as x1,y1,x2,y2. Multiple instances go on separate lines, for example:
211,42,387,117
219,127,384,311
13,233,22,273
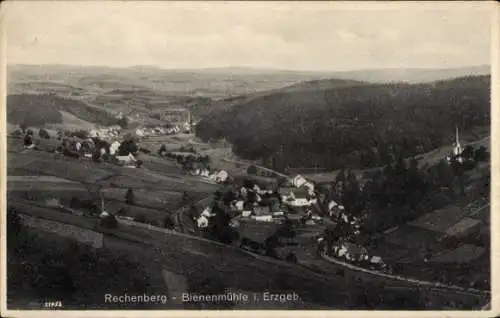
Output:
325,65,490,84
195,75,490,171
7,94,119,128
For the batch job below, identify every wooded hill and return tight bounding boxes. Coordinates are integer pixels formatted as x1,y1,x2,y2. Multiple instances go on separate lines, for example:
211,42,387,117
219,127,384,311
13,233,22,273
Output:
195,75,490,171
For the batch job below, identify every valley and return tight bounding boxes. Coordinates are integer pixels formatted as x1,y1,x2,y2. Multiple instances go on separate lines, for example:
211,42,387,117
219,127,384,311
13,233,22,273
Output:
5,64,491,310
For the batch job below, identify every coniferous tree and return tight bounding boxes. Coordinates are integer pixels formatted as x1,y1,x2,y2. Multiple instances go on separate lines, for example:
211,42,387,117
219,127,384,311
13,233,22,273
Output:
125,188,135,205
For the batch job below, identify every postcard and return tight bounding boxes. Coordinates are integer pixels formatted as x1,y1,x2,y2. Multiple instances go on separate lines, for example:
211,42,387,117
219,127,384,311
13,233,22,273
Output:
0,1,497,317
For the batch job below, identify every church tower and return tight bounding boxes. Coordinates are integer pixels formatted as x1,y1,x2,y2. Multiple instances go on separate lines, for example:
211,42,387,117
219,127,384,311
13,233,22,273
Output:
453,126,464,156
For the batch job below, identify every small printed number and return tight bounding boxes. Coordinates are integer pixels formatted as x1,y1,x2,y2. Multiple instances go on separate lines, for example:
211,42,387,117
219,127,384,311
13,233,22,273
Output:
44,301,62,308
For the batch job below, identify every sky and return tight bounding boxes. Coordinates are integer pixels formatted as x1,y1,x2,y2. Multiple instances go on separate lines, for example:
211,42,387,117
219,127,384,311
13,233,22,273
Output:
2,1,493,71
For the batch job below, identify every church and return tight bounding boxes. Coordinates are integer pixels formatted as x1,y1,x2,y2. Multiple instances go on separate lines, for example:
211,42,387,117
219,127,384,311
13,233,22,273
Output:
446,126,464,163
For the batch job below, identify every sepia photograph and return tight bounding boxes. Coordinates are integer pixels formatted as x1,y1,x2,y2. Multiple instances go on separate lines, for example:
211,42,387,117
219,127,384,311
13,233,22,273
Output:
0,0,495,314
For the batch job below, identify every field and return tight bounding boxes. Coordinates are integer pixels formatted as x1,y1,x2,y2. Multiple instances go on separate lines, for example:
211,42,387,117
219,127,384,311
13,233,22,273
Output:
7,136,220,225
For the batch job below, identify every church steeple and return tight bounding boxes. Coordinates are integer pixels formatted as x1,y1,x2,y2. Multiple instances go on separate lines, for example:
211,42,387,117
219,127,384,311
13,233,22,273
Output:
453,126,464,156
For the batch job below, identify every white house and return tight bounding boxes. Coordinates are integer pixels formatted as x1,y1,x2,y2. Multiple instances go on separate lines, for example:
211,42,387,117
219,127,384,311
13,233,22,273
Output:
254,215,273,222
234,200,244,211
135,128,145,137
201,207,216,218
115,153,137,165
215,170,229,183
89,129,100,138
208,171,218,182
292,175,308,188
197,215,209,228
284,189,317,207
109,141,121,155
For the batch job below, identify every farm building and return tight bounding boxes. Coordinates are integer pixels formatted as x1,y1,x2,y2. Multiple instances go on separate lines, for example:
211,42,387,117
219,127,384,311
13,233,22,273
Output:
115,153,137,165
109,141,121,155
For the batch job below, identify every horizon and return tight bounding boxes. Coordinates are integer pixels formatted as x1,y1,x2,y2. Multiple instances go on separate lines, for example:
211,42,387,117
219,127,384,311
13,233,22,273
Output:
4,1,492,71
7,63,492,74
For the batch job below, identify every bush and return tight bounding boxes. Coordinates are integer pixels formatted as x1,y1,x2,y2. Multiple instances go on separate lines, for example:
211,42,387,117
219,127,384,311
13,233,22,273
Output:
158,145,167,155
474,146,489,162
247,165,258,175
101,214,118,229
125,188,136,205
70,196,81,209
19,123,28,133
117,138,138,156
163,216,175,229
39,129,51,139
117,208,128,216
11,129,23,138
7,207,22,243
136,160,143,168
118,117,128,129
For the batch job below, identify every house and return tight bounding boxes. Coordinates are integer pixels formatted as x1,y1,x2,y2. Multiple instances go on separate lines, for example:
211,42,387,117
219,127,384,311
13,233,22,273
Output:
200,169,210,177
303,182,315,195
201,207,216,218
109,141,121,155
215,170,229,183
89,130,99,138
333,242,368,262
234,200,244,211
254,215,273,222
115,153,137,165
292,175,308,188
240,211,252,217
285,188,317,207
208,171,218,181
135,128,145,137
197,215,209,228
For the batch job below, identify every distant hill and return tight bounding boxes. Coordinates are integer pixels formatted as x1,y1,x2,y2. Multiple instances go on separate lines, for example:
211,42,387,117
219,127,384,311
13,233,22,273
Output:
195,75,490,171
7,93,119,128
8,64,490,98
7,64,490,128
325,65,490,84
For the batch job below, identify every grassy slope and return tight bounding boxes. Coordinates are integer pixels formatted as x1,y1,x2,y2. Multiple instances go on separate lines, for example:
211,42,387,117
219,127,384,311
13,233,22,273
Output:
7,94,118,128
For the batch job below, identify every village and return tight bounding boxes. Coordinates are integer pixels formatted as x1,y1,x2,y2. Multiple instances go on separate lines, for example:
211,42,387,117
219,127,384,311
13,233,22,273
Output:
9,117,491,308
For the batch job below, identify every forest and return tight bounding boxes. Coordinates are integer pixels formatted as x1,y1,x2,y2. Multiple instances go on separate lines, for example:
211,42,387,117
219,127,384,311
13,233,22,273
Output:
195,75,490,171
